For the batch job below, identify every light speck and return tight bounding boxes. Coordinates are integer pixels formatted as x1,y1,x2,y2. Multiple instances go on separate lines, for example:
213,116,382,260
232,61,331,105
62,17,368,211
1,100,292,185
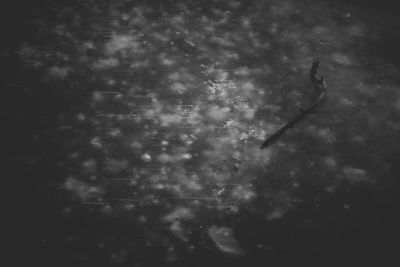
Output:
332,52,352,66
141,153,152,162
90,137,102,149
170,82,186,93
207,226,245,255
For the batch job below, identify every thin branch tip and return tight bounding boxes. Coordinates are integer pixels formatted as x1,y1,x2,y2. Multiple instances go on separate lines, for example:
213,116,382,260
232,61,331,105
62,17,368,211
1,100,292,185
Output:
260,61,327,150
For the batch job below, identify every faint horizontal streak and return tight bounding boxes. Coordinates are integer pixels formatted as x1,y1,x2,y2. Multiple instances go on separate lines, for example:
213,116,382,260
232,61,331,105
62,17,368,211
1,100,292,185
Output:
206,205,238,208
141,168,162,172
150,137,183,141
216,183,244,186
169,197,220,200
96,113,140,118
174,104,198,109
98,33,113,38
77,202,108,206
113,197,221,203
116,198,144,202
128,106,153,110
98,91,122,94
130,243,187,248
98,127,120,130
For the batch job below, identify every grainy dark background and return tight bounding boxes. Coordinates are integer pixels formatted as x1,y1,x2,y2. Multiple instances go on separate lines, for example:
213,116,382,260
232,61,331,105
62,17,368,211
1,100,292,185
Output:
5,1,400,266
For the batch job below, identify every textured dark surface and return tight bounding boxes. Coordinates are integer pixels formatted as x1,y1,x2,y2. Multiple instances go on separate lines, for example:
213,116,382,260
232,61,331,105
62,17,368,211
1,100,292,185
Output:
6,1,400,266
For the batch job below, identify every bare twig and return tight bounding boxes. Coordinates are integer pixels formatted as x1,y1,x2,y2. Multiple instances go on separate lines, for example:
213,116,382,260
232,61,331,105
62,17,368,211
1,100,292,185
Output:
260,61,327,149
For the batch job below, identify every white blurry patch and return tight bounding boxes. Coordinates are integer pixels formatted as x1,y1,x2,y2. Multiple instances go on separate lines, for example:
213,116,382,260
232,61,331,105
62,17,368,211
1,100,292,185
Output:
248,126,266,140
332,52,352,66
99,204,112,215
159,114,181,126
141,153,152,163
130,141,142,150
323,156,337,169
270,22,279,34
317,128,335,142
182,177,202,191
347,25,364,37
162,207,194,222
207,105,231,121
161,140,169,146
225,118,240,128
235,101,257,119
105,35,140,55
18,43,35,58
242,81,255,91
82,158,97,173
92,91,104,103
340,97,354,106
121,13,129,21
211,36,235,47
168,72,181,81
64,177,102,200
169,221,189,241
107,79,116,86
130,59,149,69
268,207,285,220
170,82,186,93
93,57,119,69
181,153,192,160
162,58,175,66
343,166,370,183
48,66,70,79
82,41,95,50
76,113,86,121
307,126,335,142
157,152,192,163
207,226,245,255
231,185,256,202
158,153,173,163
153,32,170,42
234,67,250,76
207,79,236,98
108,128,121,137
90,136,102,149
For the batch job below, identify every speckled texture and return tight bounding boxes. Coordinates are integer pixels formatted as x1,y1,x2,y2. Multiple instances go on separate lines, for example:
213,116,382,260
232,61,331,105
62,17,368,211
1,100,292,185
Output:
6,0,400,266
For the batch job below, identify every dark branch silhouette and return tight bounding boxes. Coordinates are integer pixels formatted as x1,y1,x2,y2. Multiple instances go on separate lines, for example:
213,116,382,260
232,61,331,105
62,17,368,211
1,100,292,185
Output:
260,61,327,149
